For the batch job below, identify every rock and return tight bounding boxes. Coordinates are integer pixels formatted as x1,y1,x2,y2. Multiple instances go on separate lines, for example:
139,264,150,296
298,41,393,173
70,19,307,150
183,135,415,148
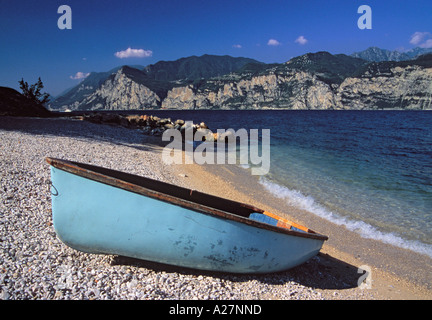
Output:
199,122,208,129
179,122,197,140
138,115,149,125
195,128,213,141
85,113,102,124
71,115,85,121
119,116,130,127
101,113,121,124
164,123,175,130
150,127,164,136
125,115,141,125
157,118,172,127
216,130,234,142
147,116,159,128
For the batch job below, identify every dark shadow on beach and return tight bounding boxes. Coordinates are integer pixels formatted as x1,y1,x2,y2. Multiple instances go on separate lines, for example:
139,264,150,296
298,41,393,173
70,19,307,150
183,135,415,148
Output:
0,116,166,153
110,252,362,291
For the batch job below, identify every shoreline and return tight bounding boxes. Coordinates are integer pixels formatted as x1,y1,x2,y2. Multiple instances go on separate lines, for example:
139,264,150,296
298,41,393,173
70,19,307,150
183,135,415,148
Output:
1,116,431,300
170,153,432,299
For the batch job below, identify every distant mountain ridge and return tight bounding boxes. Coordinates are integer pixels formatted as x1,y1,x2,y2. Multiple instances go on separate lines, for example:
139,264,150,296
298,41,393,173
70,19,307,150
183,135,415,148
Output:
50,48,432,111
52,66,127,108
161,52,432,110
284,51,367,84
143,54,261,81
351,46,432,62
51,55,261,111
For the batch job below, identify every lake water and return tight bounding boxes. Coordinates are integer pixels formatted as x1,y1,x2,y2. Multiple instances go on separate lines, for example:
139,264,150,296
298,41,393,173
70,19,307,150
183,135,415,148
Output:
129,109,432,258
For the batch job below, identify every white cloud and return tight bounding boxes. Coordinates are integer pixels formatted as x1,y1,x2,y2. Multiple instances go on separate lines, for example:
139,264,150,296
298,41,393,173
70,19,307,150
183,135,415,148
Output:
295,35,308,45
267,39,281,46
70,72,90,80
114,47,153,59
420,39,432,49
410,31,432,48
410,32,429,45
232,44,242,48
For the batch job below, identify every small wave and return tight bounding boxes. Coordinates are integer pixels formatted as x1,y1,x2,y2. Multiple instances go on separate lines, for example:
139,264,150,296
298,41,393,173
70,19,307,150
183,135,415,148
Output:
259,177,432,259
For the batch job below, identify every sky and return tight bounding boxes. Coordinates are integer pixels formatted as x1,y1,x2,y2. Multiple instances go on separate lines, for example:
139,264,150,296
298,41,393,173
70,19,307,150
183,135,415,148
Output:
1,0,432,96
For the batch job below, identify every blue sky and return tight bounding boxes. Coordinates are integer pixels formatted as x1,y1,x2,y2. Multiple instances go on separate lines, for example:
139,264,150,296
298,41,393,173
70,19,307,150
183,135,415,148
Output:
1,0,431,96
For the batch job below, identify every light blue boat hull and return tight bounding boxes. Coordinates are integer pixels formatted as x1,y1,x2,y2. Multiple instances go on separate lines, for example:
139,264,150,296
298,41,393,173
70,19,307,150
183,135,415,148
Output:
48,159,327,274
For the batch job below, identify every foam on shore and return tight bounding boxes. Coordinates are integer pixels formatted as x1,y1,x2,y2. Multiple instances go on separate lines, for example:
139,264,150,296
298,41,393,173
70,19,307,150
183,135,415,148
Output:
258,177,432,259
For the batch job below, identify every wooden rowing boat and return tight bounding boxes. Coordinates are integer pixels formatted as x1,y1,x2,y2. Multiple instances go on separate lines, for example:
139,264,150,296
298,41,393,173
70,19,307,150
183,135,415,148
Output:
46,157,328,273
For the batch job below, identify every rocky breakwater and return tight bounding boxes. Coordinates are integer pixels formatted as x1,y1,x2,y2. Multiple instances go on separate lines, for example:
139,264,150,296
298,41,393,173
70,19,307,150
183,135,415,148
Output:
77,113,219,141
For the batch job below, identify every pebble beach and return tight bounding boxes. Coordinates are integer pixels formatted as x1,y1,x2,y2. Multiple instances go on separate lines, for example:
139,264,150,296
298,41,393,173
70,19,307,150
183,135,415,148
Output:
1,116,431,301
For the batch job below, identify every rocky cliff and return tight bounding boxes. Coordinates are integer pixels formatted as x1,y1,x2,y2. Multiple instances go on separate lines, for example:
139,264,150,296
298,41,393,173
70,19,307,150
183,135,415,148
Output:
161,70,337,110
62,67,162,111
335,64,432,110
161,54,432,110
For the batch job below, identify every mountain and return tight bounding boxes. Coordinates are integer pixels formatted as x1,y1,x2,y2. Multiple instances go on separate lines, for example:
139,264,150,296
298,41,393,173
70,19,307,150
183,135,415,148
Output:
143,54,261,81
161,52,369,109
162,53,432,110
284,51,368,84
53,71,112,109
336,53,432,109
351,46,432,62
50,50,432,111
52,65,148,109
50,55,261,110
57,66,173,111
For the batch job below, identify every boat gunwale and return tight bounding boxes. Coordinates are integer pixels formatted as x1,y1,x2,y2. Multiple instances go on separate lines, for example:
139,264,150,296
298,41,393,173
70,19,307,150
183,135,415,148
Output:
46,157,328,241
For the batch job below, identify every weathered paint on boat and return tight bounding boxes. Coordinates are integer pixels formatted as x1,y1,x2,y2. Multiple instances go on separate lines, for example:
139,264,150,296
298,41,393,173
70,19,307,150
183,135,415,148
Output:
46,158,328,274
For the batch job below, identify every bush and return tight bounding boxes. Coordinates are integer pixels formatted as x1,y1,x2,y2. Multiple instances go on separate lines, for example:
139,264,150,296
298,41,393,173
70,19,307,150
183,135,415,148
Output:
19,77,50,106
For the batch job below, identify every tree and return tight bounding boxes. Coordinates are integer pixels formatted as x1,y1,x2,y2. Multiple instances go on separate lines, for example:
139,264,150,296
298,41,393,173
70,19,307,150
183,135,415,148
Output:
19,77,50,106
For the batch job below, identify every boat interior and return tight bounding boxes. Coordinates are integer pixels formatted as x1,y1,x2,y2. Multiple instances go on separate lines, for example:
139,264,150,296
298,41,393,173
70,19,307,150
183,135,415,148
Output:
46,157,328,240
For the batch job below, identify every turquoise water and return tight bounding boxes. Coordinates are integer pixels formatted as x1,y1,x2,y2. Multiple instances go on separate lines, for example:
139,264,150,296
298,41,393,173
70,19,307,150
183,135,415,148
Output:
143,110,432,257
